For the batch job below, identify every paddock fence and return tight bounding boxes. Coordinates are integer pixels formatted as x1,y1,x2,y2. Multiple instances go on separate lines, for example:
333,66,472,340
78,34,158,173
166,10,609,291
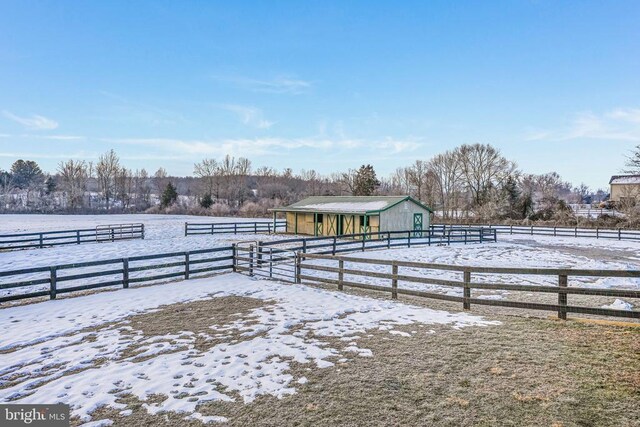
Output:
0,223,145,252
233,227,498,283
296,253,640,320
433,224,640,241
184,220,286,236
0,246,234,304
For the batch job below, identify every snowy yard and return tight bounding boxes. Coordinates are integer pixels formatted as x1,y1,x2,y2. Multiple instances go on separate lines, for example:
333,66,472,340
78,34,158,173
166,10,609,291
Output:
0,214,281,300
0,273,497,425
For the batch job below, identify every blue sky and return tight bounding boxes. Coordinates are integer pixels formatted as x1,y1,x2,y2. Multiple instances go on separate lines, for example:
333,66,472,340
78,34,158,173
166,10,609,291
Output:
0,0,639,189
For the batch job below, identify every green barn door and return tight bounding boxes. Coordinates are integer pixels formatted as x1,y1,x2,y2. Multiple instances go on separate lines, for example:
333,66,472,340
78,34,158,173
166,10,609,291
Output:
413,213,423,237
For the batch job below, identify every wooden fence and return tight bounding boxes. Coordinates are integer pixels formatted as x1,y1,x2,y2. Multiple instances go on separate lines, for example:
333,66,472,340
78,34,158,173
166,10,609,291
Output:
297,253,640,320
0,246,234,303
233,227,497,283
433,224,640,241
184,221,286,236
0,223,145,252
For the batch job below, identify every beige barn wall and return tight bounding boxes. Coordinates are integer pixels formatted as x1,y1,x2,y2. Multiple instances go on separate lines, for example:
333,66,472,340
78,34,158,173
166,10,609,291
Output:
610,184,640,202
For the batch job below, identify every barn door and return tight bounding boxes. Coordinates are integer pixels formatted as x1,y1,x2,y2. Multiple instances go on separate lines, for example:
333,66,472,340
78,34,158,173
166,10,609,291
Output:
413,213,423,237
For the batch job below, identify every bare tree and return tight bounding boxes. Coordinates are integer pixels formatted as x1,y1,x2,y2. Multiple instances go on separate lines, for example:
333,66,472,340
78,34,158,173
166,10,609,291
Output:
153,167,169,197
96,149,120,209
429,149,463,219
457,143,516,207
57,160,89,209
194,159,220,198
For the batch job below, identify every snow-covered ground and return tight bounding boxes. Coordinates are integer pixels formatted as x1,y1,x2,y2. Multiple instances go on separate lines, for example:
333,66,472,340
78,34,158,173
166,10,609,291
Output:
0,214,283,300
302,234,640,309
0,273,497,425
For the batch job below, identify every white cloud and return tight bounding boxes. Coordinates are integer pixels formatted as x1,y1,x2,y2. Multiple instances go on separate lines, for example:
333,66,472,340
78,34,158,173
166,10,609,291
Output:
2,111,59,130
221,105,274,129
526,108,640,142
214,75,312,94
103,136,422,158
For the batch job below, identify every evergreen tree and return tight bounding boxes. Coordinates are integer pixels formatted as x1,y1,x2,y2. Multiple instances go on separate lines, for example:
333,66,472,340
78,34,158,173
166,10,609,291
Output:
161,182,178,207
501,176,520,218
199,193,213,208
44,176,56,195
10,160,44,189
353,164,380,196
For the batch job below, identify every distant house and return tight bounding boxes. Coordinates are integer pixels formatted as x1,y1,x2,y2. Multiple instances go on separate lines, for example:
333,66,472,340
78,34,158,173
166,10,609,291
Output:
609,175,640,202
269,195,432,237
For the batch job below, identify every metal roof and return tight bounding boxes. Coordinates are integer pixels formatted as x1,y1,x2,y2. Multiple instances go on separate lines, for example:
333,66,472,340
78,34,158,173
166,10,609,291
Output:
269,195,432,214
610,174,640,185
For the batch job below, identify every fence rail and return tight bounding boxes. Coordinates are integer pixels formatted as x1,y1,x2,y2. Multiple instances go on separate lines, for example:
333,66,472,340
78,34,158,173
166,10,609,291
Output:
233,227,498,284
185,221,286,236
0,223,145,251
0,246,234,304
296,253,640,320
433,224,640,241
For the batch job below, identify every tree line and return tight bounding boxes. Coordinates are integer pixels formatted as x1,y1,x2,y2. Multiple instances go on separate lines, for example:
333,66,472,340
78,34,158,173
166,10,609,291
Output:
0,143,612,225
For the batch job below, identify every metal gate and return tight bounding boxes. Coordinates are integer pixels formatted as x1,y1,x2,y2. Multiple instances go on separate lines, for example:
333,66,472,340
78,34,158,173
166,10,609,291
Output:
234,241,298,283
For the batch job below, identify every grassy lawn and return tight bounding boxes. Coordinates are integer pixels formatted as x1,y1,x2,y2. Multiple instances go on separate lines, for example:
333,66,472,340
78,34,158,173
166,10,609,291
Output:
88,290,639,427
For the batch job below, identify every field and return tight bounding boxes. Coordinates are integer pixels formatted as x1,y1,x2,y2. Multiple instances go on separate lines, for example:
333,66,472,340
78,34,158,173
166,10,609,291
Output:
1,215,639,426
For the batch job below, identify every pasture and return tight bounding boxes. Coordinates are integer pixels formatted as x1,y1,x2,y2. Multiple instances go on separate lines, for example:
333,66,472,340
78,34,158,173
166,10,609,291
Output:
0,215,638,426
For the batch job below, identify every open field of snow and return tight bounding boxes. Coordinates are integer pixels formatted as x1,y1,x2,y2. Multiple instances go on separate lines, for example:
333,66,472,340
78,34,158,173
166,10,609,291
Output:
0,273,497,425
303,235,640,311
0,214,285,300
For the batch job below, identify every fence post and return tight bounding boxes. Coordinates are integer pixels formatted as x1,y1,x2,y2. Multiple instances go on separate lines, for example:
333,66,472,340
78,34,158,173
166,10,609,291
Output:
407,231,411,248
185,222,188,237
447,232,450,246
464,230,468,245
268,223,271,234
428,231,431,246
141,224,145,240
123,258,129,288
39,233,44,249
111,228,115,242
295,253,301,284
248,245,254,276
76,230,81,244
531,226,533,236
388,232,391,249
184,252,190,280
391,264,398,299
211,224,215,235
463,270,471,310
254,222,258,234
50,267,57,300
257,242,262,267
234,223,237,234
554,227,557,237
479,229,483,243
574,227,578,238
338,259,344,291
231,244,237,272
302,240,307,254
362,234,366,251
510,225,513,235
618,228,622,241
558,274,568,320
269,248,273,279
332,237,336,255
596,228,599,239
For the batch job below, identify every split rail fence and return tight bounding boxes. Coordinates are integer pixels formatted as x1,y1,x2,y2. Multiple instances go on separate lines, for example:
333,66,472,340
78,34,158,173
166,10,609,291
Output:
296,253,640,320
0,223,145,252
0,246,233,303
185,221,286,236
234,228,497,283
434,224,640,241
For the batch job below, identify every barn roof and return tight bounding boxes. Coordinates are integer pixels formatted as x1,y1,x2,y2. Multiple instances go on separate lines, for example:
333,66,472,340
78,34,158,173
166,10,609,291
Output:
270,195,432,215
610,175,640,185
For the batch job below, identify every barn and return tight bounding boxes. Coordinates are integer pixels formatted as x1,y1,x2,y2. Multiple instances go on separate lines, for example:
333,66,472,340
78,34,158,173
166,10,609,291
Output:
270,195,432,237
